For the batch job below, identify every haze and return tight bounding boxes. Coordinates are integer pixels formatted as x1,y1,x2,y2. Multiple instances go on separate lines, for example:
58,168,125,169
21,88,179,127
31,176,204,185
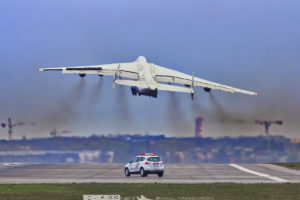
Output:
0,0,299,139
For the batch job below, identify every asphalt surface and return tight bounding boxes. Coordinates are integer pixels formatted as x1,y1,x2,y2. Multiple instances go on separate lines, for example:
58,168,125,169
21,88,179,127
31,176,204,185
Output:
0,163,299,184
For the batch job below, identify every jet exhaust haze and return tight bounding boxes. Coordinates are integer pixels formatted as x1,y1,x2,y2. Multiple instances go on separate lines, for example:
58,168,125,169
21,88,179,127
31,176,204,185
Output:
208,92,248,124
166,92,190,136
190,93,207,118
115,85,133,130
89,78,104,105
40,79,87,130
84,78,105,123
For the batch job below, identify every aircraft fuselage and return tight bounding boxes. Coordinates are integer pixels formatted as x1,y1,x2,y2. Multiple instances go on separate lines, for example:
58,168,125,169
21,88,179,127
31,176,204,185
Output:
132,57,158,98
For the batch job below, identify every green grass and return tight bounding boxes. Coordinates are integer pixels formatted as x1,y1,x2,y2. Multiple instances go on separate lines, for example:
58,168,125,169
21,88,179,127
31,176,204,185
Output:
271,162,300,170
0,183,299,200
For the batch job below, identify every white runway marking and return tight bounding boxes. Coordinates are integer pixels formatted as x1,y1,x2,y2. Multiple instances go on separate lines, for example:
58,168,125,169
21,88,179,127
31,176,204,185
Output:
0,163,25,169
229,164,289,182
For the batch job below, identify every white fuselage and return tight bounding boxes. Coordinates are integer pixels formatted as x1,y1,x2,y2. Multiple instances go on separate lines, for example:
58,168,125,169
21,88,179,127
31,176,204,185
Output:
135,56,157,90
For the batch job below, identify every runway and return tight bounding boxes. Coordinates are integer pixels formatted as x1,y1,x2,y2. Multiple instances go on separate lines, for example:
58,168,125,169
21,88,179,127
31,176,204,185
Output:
0,163,299,184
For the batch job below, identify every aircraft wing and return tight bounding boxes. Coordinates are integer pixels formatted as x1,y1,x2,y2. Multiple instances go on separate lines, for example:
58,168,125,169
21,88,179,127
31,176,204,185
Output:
38,62,140,80
153,64,258,96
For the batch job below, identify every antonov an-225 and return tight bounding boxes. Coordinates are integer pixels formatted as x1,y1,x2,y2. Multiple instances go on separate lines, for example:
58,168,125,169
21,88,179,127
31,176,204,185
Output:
38,56,258,99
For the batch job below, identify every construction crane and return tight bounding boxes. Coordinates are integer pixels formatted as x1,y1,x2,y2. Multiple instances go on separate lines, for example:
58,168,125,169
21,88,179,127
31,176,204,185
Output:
255,120,283,136
1,118,35,140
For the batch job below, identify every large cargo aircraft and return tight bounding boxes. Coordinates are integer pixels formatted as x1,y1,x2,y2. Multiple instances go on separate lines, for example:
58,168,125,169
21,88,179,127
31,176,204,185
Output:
38,56,258,99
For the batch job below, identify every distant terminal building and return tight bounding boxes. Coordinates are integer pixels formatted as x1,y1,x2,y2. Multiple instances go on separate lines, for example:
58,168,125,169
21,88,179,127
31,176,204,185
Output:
195,116,203,138
117,134,166,142
0,151,114,163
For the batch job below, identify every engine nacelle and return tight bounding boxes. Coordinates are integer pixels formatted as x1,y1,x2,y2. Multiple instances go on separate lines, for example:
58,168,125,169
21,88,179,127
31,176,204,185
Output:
131,87,158,98
79,73,86,78
203,87,211,92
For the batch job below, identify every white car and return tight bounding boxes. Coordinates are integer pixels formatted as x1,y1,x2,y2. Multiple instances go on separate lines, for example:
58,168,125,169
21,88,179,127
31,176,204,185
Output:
124,153,164,177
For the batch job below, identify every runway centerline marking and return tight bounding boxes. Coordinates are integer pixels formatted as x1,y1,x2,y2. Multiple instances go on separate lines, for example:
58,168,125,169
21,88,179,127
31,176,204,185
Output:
229,164,288,182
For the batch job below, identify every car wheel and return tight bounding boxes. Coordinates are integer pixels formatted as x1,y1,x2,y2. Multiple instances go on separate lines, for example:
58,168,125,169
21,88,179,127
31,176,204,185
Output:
140,168,147,177
158,171,164,177
124,168,130,177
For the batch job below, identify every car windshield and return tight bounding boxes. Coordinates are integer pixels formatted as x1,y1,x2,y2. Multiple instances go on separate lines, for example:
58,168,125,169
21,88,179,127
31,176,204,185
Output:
147,157,161,161
137,157,144,162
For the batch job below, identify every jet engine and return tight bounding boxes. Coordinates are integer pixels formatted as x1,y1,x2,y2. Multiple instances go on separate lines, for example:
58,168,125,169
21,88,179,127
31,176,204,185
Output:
79,74,86,78
203,87,211,92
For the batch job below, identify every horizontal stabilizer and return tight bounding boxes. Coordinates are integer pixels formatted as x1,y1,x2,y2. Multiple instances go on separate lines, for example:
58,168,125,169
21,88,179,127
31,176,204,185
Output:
157,83,193,93
115,80,148,88
115,80,193,93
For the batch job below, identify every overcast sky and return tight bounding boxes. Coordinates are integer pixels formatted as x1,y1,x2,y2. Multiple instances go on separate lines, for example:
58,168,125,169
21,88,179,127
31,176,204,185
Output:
0,0,299,139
